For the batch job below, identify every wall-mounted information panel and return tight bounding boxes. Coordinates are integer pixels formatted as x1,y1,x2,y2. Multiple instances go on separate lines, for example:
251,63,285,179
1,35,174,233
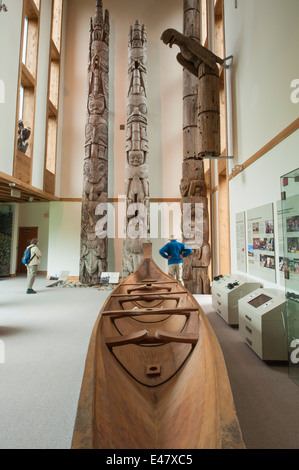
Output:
212,274,261,325
247,203,276,284
238,288,287,361
236,211,246,273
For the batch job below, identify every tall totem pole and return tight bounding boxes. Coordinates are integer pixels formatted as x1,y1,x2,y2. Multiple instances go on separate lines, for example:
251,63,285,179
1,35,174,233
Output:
122,21,150,278
80,1,110,285
181,0,211,294
161,0,224,294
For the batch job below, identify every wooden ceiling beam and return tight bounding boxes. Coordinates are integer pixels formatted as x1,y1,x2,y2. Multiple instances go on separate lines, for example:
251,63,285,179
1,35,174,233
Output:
0,171,59,203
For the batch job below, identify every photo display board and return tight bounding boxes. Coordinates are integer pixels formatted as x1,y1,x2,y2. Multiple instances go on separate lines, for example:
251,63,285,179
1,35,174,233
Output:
247,203,276,283
278,195,299,293
277,200,285,285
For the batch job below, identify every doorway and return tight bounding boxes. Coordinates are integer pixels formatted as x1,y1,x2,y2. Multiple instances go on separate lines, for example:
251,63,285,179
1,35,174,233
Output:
17,227,38,274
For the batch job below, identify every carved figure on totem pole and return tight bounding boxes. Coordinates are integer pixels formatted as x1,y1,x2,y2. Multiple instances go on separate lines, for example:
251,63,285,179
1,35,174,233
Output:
122,21,150,278
80,0,109,285
161,2,224,294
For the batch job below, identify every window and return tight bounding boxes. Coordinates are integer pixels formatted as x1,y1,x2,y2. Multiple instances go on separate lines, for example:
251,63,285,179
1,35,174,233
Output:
14,0,41,184
22,16,29,64
200,0,208,46
44,0,63,195
19,85,25,121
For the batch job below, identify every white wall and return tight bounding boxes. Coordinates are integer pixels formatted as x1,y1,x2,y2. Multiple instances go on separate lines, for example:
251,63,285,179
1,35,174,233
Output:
47,201,81,277
224,0,299,165
58,0,184,274
0,4,23,175
60,0,183,200
229,130,299,289
223,0,299,288
54,0,68,200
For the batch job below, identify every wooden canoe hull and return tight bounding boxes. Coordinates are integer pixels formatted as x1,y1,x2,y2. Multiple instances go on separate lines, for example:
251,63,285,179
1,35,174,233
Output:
72,244,245,449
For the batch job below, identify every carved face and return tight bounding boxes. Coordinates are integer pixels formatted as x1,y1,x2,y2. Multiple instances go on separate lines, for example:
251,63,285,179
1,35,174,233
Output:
84,158,107,183
180,179,189,197
88,93,105,115
127,103,147,117
128,151,144,166
85,121,108,146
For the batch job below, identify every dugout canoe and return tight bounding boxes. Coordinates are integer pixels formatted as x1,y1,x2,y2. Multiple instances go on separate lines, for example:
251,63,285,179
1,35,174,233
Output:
72,243,245,449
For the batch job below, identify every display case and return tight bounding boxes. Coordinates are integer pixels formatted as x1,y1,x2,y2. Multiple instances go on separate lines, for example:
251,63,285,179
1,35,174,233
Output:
238,288,287,360
211,274,261,325
280,168,299,384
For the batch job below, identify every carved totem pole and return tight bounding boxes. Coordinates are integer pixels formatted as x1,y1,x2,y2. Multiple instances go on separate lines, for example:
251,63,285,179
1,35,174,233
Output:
80,0,109,284
122,21,150,278
161,1,224,294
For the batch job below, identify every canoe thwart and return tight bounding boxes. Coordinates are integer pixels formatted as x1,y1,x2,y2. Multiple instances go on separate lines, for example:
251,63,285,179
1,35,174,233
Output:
105,329,148,349
105,329,198,349
102,307,199,320
127,285,172,294
111,290,188,298
155,330,198,344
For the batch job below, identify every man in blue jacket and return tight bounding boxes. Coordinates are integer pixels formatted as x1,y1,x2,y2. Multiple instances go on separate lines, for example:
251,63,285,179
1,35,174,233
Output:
159,236,192,285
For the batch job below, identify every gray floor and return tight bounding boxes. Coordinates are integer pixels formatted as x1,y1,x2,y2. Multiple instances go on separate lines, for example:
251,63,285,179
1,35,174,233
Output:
0,275,111,449
0,275,298,449
196,295,299,450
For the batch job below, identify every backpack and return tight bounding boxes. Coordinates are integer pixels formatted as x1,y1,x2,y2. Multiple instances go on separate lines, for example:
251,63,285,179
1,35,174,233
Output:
22,246,35,266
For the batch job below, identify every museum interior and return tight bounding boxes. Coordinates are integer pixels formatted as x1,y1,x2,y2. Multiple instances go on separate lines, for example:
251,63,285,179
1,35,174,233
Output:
0,0,299,451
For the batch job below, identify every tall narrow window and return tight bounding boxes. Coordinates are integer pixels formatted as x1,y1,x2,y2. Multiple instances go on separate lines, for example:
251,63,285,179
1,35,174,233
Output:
19,85,25,121
200,0,208,46
22,16,29,64
44,0,63,195
14,0,41,184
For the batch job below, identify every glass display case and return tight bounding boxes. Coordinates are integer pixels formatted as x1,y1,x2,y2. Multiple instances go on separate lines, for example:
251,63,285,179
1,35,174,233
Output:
280,168,299,385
